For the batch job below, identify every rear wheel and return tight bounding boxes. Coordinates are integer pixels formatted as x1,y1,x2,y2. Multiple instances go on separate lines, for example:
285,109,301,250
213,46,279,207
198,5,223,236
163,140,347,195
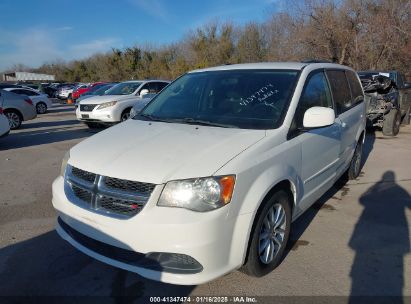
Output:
241,189,291,277
5,110,22,129
348,139,363,180
36,102,47,114
382,108,401,136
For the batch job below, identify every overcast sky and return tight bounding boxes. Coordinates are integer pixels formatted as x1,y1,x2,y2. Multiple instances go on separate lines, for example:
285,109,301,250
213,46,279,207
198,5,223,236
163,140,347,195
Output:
0,0,286,71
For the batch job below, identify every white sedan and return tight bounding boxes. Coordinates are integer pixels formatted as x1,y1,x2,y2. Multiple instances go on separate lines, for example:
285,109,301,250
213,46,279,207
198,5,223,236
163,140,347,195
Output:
76,80,169,128
3,87,52,114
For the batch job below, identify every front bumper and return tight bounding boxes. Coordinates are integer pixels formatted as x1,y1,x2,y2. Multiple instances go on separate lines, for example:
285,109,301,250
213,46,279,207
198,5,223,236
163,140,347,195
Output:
76,107,119,123
52,176,251,285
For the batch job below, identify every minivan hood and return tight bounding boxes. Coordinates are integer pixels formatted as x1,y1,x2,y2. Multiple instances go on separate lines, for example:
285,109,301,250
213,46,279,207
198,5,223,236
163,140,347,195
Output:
80,94,136,104
69,120,265,184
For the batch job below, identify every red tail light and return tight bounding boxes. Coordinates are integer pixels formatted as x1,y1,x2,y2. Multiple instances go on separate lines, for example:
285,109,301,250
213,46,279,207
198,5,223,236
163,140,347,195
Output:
0,107,3,114
24,98,33,105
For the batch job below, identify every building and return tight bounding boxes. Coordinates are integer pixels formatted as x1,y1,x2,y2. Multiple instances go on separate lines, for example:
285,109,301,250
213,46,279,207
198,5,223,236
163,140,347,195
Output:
2,71,55,82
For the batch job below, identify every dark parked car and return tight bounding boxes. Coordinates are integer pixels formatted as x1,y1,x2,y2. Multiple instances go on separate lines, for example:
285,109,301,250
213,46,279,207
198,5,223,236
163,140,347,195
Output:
0,83,23,89
358,70,411,136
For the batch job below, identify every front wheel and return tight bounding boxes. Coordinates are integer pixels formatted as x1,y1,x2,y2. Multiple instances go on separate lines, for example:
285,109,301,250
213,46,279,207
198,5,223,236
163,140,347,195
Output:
121,109,131,121
382,108,401,136
241,189,291,277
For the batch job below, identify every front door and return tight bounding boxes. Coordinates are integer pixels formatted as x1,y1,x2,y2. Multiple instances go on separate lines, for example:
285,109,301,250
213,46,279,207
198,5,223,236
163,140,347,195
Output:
292,71,341,211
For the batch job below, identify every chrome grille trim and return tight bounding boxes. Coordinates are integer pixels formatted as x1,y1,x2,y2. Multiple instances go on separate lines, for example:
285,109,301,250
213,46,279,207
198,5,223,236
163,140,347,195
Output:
64,165,155,218
79,104,97,112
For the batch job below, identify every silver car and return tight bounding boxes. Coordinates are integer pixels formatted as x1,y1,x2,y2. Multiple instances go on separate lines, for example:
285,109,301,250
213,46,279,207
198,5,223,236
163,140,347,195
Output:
0,89,37,129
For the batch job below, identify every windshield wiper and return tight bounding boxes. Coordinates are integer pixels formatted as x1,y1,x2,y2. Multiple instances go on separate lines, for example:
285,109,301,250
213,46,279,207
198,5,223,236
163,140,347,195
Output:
175,117,237,128
137,113,169,122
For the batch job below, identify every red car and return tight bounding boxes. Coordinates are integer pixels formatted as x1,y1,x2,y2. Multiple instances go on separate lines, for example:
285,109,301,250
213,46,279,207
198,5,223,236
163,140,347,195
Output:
72,82,105,100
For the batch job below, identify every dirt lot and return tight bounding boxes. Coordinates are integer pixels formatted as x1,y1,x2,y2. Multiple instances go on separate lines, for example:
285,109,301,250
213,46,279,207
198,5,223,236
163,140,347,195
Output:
0,101,410,302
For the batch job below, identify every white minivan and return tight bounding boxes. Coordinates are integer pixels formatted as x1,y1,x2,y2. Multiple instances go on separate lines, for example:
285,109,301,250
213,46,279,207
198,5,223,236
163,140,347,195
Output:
53,62,366,285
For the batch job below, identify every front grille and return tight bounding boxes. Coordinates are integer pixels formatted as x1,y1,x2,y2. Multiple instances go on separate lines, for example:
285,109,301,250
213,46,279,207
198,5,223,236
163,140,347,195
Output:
71,167,96,183
72,184,92,204
104,177,155,194
80,104,97,112
99,195,143,216
65,166,155,218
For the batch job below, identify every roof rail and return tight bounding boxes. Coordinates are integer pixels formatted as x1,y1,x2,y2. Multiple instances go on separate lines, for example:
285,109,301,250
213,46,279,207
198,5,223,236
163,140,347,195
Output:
301,59,333,64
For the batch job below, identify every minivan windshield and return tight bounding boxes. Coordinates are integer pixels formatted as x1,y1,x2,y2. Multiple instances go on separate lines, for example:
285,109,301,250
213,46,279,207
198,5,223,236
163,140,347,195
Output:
136,70,298,129
105,82,142,95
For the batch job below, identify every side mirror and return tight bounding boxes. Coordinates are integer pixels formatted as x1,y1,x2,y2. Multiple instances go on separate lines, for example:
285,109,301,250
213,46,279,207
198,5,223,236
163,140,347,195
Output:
139,89,149,97
303,106,335,129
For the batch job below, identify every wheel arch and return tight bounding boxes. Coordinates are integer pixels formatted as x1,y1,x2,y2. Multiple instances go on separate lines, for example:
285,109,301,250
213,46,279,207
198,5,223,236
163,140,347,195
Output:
239,178,297,266
120,107,132,120
4,108,23,120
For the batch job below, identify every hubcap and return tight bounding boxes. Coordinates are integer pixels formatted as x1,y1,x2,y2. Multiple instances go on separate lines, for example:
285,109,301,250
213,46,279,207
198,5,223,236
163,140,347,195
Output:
258,203,286,264
37,103,47,114
7,113,20,128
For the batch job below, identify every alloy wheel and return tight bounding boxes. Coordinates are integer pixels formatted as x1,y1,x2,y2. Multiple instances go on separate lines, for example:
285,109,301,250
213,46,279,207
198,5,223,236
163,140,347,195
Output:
6,112,21,129
37,103,47,114
258,203,287,264
121,112,131,121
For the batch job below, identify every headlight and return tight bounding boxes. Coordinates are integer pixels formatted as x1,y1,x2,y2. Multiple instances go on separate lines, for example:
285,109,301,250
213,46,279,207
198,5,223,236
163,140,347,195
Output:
158,175,235,212
97,101,117,109
60,151,70,177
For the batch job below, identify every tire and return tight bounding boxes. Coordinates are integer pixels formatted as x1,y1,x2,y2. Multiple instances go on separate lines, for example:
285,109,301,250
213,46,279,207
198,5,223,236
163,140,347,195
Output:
4,110,22,130
401,105,410,125
382,108,401,136
36,102,48,114
348,139,363,180
121,108,131,121
241,189,291,277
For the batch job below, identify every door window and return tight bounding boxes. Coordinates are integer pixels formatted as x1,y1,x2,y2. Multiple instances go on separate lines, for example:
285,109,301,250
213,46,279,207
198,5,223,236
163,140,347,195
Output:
16,89,39,96
346,70,364,106
326,70,352,114
294,71,333,128
137,83,150,94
